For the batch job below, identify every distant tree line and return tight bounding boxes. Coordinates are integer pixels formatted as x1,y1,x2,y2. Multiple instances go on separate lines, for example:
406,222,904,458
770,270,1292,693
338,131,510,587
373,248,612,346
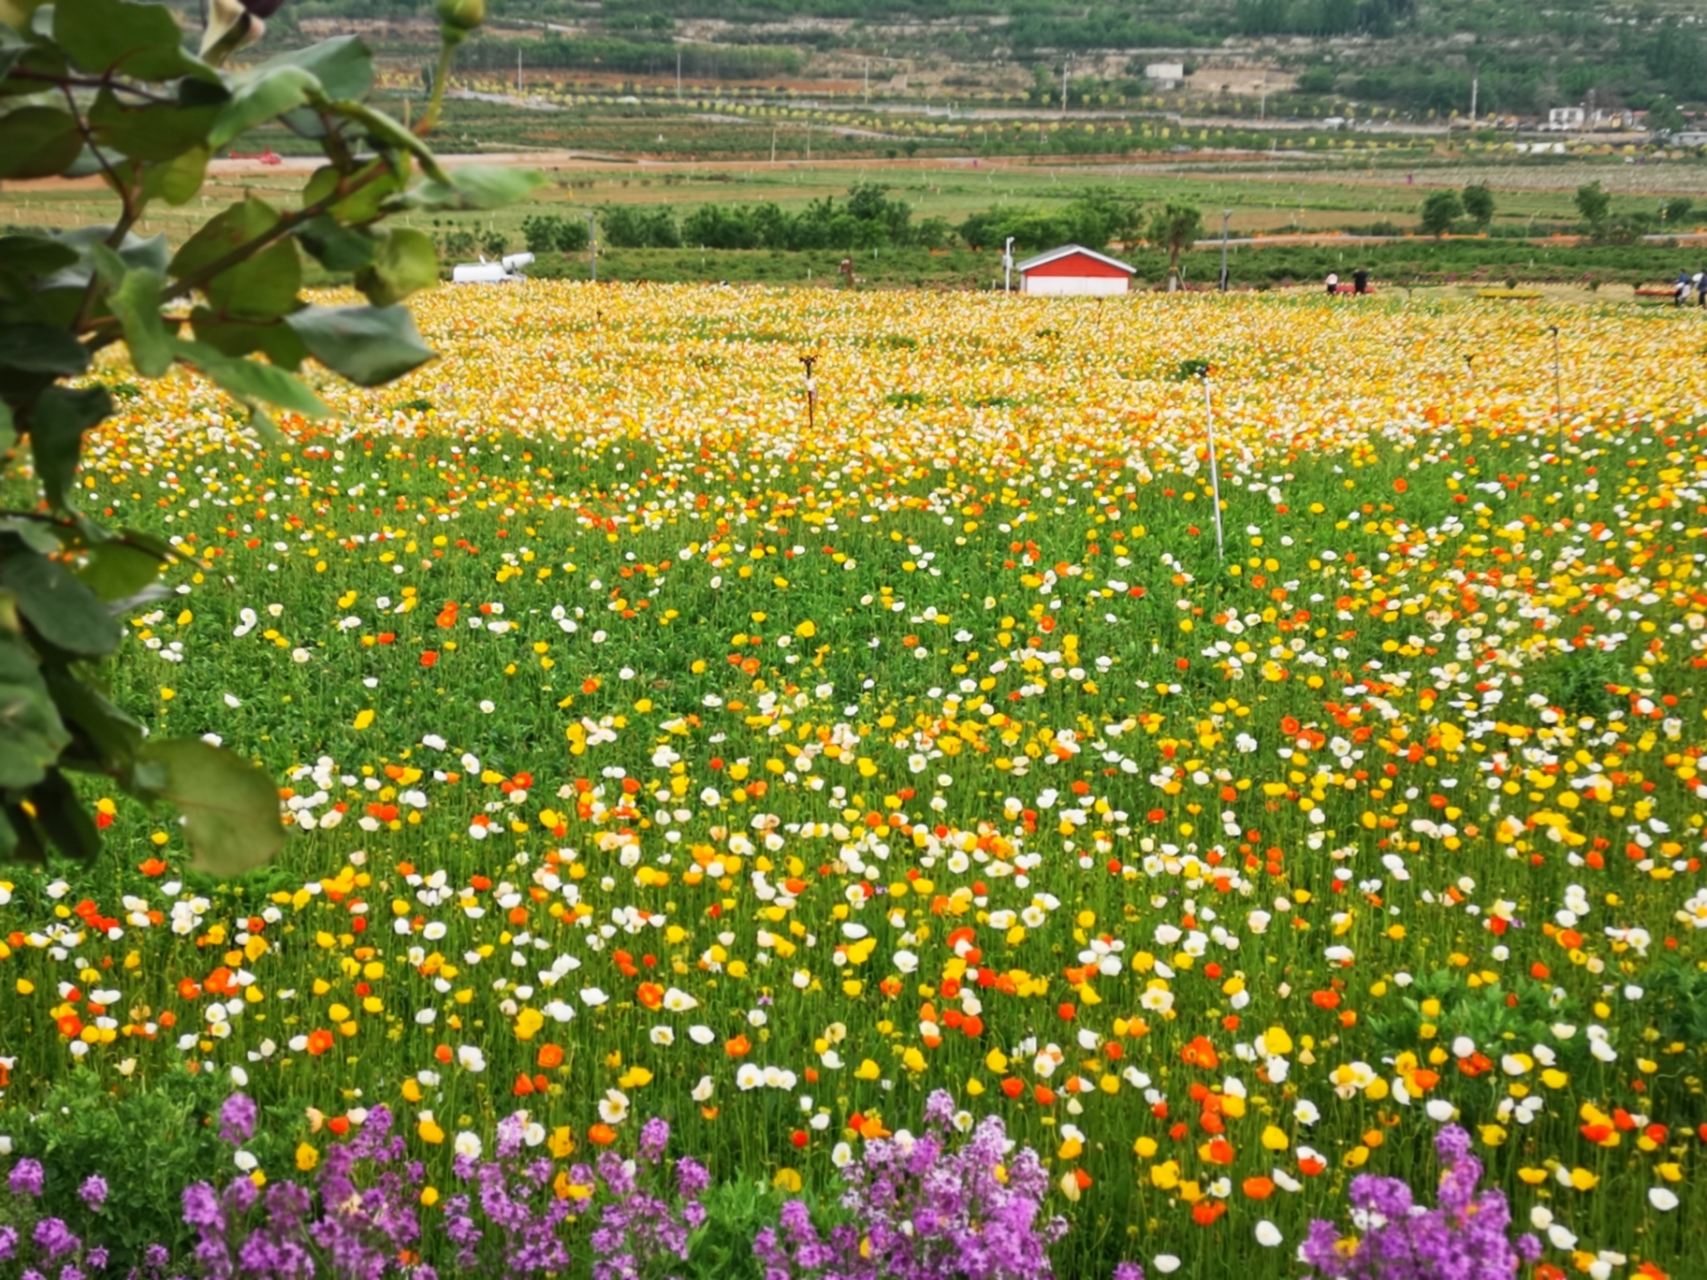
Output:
455,36,800,80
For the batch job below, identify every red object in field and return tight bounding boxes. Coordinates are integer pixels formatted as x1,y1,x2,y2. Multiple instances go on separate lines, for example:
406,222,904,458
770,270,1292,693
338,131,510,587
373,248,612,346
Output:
229,149,283,164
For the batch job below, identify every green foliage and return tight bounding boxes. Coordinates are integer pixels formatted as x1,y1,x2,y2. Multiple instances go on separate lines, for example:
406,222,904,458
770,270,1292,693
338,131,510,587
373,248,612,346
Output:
1576,181,1613,239
0,0,536,872
4,1066,275,1268
1420,190,1464,238
521,213,591,254
1461,183,1495,228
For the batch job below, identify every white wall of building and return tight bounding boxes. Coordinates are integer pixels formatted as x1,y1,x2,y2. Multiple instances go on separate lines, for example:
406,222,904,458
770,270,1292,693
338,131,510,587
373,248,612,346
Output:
1022,275,1129,297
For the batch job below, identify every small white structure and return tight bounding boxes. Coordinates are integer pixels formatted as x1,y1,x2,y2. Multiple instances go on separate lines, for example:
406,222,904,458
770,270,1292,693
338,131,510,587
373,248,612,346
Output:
452,252,535,284
1014,244,1135,297
1144,62,1185,89
1545,106,1586,131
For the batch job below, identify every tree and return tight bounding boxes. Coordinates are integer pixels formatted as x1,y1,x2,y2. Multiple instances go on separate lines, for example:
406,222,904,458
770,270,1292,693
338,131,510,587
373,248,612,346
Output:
1461,183,1495,227
1575,181,1613,239
0,0,537,873
1666,197,1695,229
1148,204,1203,291
1420,190,1464,237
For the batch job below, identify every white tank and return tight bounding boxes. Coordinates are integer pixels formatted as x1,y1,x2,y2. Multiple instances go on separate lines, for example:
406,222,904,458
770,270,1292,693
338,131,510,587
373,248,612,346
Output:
452,262,511,284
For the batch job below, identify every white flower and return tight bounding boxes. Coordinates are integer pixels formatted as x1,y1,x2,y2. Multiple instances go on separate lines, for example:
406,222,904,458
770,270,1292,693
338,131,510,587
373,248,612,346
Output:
598,1090,630,1124
736,1064,764,1090
580,987,609,1007
650,1026,675,1046
1254,1221,1282,1248
454,1131,482,1159
663,987,699,1012
831,1141,853,1168
688,1025,715,1045
1425,1099,1457,1122
456,1045,486,1073
1649,1187,1679,1212
691,1075,715,1102
1154,1257,1181,1275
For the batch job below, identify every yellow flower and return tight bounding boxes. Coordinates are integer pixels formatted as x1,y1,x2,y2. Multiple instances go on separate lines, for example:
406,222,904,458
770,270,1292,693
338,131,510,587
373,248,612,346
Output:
295,1142,318,1172
353,708,375,730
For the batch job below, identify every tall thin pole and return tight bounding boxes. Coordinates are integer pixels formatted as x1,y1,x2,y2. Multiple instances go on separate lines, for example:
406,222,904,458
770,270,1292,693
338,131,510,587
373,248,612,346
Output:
1061,56,1070,117
517,48,522,93
1004,236,1014,293
1219,208,1230,292
676,49,682,99
1202,372,1225,562
1469,75,1478,123
1550,325,1563,449
801,356,817,431
770,127,777,164
586,211,597,282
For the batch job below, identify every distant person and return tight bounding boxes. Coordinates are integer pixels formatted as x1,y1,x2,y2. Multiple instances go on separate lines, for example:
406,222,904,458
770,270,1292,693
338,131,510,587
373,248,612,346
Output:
1353,266,1369,294
1677,271,1691,307
1326,271,1339,295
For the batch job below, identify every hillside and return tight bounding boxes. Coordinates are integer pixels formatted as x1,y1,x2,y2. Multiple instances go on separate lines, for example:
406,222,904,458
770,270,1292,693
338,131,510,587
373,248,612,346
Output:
244,0,1707,121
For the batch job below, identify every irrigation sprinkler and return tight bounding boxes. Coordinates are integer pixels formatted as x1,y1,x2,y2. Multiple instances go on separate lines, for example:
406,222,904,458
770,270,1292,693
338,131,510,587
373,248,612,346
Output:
1201,368,1225,563
801,355,817,431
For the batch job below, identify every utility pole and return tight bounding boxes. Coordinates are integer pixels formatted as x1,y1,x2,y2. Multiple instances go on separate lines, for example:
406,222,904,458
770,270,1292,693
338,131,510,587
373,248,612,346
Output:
1469,75,1478,124
1003,235,1014,293
770,127,777,164
1219,208,1230,291
1061,55,1070,118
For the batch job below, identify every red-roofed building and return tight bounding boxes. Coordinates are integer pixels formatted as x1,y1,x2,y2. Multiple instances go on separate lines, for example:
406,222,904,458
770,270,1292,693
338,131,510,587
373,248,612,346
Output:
1015,244,1135,296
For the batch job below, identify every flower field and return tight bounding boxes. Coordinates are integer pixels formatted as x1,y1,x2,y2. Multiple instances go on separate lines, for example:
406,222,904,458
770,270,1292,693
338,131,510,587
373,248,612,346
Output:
3,284,1707,1278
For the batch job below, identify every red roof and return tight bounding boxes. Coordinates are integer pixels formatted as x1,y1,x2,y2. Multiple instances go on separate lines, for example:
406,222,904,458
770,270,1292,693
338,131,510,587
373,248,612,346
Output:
1015,244,1135,278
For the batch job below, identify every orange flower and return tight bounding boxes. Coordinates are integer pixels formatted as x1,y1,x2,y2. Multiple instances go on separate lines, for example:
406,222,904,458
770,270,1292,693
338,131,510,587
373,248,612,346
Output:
1191,1201,1226,1226
588,1124,618,1146
724,1034,752,1058
637,983,664,1010
1242,1176,1275,1200
537,1044,565,1069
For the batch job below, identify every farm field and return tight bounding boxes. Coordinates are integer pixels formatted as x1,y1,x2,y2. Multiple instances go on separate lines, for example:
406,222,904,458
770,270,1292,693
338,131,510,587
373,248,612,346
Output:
4,283,1707,1278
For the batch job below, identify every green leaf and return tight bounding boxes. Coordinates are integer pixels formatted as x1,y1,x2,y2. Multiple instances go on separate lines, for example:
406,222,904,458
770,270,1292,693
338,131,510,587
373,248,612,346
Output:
168,197,300,320
53,0,212,81
0,515,64,556
0,634,71,790
29,767,101,860
285,304,433,386
140,144,209,207
88,86,221,163
105,266,173,376
405,165,546,212
0,547,122,657
27,384,111,510
188,307,306,370
0,322,88,374
209,65,318,152
354,227,437,307
0,234,79,280
0,41,67,99
75,536,168,602
240,35,373,104
171,338,331,418
43,664,144,768
302,164,400,225
329,102,449,183
0,401,13,455
295,214,376,272
0,106,82,180
135,738,284,876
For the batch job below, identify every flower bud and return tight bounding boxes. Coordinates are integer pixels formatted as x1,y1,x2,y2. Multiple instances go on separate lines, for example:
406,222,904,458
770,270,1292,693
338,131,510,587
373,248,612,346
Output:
438,0,484,38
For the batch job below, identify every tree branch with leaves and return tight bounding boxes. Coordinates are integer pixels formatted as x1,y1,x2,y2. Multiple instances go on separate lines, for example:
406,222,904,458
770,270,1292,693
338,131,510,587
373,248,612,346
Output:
0,0,539,873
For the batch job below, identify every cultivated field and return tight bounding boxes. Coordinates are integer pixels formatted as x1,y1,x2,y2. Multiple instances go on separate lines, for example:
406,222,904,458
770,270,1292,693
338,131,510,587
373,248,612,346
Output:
3,285,1705,1278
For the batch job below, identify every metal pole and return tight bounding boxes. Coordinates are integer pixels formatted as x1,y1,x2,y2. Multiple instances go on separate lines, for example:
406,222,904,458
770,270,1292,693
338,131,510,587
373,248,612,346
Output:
1550,325,1562,449
1219,208,1230,291
676,49,682,99
1062,57,1070,117
1202,372,1225,563
1004,235,1014,293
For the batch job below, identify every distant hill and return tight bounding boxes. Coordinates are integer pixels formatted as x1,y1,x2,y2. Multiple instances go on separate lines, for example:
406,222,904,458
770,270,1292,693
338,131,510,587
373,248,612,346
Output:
250,0,1707,120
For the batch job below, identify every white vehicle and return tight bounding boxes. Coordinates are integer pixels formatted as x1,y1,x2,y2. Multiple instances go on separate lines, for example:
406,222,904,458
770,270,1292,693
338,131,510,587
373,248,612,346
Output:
452,252,534,284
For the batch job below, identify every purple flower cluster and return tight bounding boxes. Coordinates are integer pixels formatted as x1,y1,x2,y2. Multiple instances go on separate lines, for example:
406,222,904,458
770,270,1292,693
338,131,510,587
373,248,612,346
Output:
442,1110,708,1280
1299,1123,1542,1280
755,1090,1066,1280
184,1096,428,1280
0,1161,112,1280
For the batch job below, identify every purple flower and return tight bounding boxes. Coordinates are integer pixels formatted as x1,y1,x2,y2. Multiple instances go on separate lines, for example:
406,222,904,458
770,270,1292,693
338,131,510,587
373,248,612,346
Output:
1113,1265,1146,1280
218,1094,257,1146
32,1218,80,1260
8,1158,45,1198
77,1175,108,1212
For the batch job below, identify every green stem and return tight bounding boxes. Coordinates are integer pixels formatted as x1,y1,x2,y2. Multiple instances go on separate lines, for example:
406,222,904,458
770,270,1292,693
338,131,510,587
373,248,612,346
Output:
416,37,458,137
